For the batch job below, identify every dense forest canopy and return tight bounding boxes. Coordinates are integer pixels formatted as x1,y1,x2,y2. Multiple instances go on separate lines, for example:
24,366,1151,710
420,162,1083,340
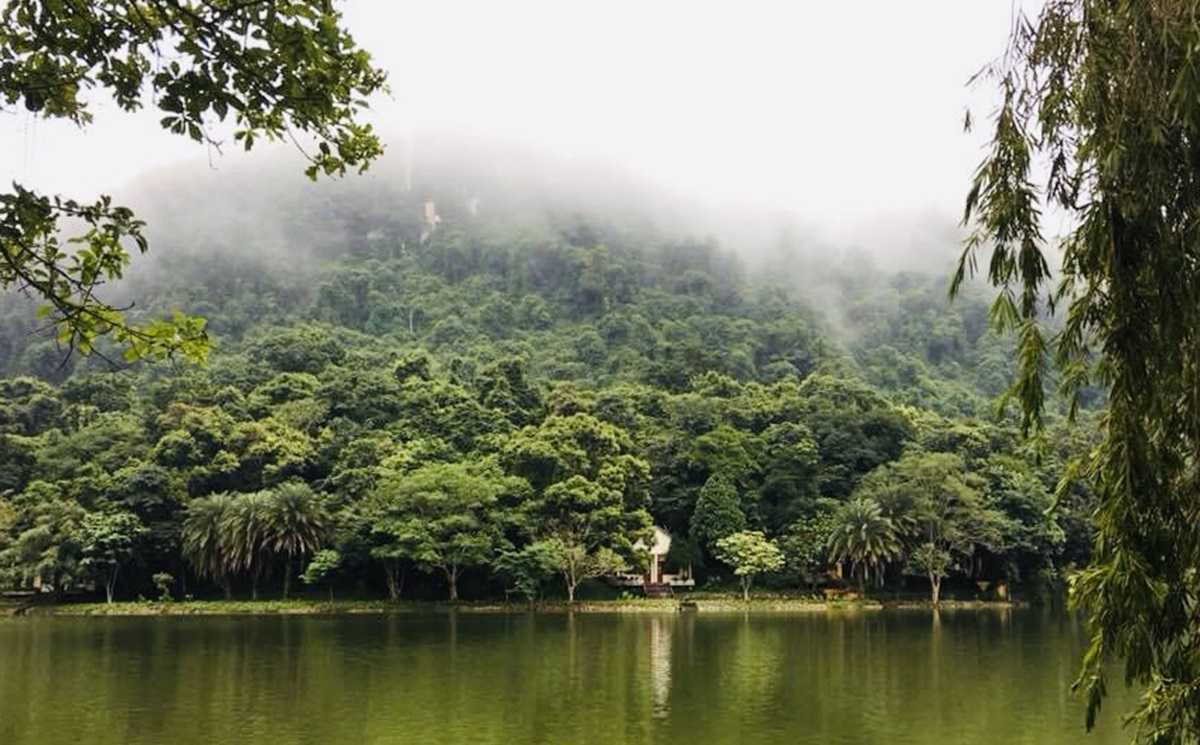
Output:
0,137,1098,604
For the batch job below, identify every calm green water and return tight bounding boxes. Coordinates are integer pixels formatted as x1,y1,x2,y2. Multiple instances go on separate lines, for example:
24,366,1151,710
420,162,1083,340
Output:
0,610,1132,744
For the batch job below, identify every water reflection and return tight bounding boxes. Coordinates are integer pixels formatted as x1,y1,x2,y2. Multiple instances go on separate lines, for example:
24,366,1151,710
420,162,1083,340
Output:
648,615,672,718
0,611,1133,745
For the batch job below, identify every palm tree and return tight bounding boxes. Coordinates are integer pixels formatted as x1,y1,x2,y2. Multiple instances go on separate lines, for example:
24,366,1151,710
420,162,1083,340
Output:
221,491,273,600
262,482,328,599
181,493,235,598
828,498,902,597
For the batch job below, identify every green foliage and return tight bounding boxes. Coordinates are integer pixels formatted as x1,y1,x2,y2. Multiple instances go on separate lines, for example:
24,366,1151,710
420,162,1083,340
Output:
527,475,650,602
368,460,521,600
794,374,914,499
0,376,63,435
0,132,1102,620
500,413,652,601
758,422,820,528
180,486,326,600
690,473,746,552
152,572,173,602
77,510,147,604
181,493,235,597
713,530,784,601
959,2,1200,737
857,451,1007,603
0,482,86,594
249,326,346,375
260,483,328,599
494,541,563,603
502,413,646,494
0,1,385,359
778,500,839,589
828,498,902,596
302,549,342,601
219,491,274,599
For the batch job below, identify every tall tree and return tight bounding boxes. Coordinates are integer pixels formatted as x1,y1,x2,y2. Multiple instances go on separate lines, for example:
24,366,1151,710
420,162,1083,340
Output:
181,493,234,599
861,452,1007,604
828,498,901,597
690,472,746,553
493,540,564,605
502,413,652,601
778,499,839,591
369,461,520,601
0,1,385,359
0,482,85,595
958,2,1200,738
77,510,147,604
530,476,644,602
261,483,327,600
301,549,342,602
220,491,274,600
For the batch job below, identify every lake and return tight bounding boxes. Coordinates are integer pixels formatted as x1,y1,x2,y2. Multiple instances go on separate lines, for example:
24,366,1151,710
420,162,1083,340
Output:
0,609,1132,744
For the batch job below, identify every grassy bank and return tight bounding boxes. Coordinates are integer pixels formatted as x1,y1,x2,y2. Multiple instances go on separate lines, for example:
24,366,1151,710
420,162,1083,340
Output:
5,596,1022,617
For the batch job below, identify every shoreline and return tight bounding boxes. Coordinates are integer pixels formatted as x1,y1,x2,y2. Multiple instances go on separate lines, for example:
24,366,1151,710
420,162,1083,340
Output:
2,598,1027,617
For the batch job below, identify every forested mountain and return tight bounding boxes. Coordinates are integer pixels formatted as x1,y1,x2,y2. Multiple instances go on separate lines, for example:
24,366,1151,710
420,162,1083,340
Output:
0,138,1097,603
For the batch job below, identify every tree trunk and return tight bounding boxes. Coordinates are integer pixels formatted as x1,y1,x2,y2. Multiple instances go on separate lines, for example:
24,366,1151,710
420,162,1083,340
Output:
566,573,577,603
930,574,942,605
223,579,232,600
741,576,751,602
105,566,118,605
251,564,262,601
857,565,866,598
384,562,405,601
445,567,459,601
282,558,292,600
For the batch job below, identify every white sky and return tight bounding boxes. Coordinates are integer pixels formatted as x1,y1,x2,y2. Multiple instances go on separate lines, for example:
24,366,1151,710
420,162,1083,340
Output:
0,1,1028,231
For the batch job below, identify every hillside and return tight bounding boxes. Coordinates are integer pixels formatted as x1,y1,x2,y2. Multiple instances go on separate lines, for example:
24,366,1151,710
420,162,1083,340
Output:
0,140,1097,602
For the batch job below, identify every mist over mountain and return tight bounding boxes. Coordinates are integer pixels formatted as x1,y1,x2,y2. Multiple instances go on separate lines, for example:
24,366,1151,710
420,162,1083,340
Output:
3,131,997,411
112,131,968,277
0,131,1101,605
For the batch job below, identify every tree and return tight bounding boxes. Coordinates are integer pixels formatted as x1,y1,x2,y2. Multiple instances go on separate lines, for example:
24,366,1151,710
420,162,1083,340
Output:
301,549,342,602
110,461,186,591
861,452,1006,604
368,541,409,602
0,482,85,595
369,461,519,601
794,375,914,499
690,473,746,553
501,413,647,495
77,510,147,604
502,412,652,601
476,357,543,426
181,492,234,598
542,538,630,604
713,530,784,601
261,483,327,600
828,498,901,597
778,500,839,591
758,421,820,531
529,475,649,602
0,1,385,360
689,425,760,485
220,491,273,600
493,540,563,605
957,2,1200,737
978,454,1065,585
